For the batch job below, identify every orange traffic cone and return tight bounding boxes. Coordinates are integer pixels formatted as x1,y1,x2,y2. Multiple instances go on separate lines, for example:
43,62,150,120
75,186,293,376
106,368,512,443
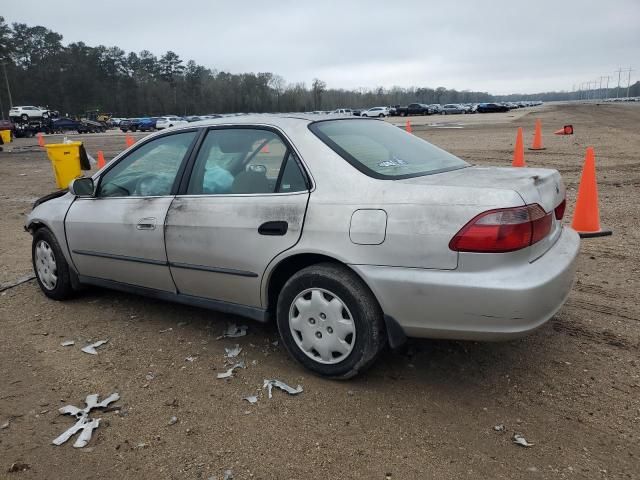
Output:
512,127,526,167
97,150,106,168
529,119,545,150
554,125,574,135
260,142,270,154
125,134,135,148
37,133,45,148
571,147,612,238
405,120,412,133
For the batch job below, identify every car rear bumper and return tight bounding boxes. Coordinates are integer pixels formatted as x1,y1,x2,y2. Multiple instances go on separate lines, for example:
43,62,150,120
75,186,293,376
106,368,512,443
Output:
351,227,580,341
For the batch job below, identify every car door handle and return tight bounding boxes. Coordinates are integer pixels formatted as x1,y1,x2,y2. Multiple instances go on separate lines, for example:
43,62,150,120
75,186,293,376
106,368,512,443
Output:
136,217,156,230
258,221,288,236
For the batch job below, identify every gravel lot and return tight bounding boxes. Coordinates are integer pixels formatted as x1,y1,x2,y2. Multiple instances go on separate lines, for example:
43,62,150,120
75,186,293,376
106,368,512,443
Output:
1,103,638,479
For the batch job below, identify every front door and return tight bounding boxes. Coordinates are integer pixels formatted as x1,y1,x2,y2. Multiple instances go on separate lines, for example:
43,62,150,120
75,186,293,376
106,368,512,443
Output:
165,127,310,307
66,130,199,291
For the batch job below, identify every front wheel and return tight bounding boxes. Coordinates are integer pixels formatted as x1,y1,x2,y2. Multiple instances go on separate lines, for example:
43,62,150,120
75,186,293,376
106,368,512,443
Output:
276,263,386,379
32,228,75,300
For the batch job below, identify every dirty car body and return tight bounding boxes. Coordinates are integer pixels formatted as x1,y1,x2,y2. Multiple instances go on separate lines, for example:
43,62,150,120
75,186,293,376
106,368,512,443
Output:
26,115,580,378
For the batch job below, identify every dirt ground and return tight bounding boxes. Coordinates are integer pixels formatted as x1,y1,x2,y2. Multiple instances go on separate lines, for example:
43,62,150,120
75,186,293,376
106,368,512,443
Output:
0,103,639,479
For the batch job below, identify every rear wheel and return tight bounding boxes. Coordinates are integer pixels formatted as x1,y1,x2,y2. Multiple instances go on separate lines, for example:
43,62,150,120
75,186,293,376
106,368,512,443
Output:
276,263,386,379
32,228,75,300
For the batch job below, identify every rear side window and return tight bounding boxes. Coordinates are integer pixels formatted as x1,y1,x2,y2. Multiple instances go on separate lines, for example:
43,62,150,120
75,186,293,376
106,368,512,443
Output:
309,119,469,179
186,128,307,195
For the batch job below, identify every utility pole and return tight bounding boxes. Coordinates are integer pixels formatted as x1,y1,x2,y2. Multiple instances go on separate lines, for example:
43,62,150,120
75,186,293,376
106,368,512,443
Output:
615,67,623,98
604,75,610,99
600,76,611,99
1,62,12,110
626,67,634,99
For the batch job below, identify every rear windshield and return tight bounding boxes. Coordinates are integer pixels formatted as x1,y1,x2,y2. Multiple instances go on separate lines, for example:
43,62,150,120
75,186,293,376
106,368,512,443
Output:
309,119,468,179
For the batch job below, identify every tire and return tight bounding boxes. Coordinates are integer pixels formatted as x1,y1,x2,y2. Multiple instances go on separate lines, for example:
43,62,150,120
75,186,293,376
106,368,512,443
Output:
32,228,75,300
361,114,367,117
276,263,386,379
378,114,384,118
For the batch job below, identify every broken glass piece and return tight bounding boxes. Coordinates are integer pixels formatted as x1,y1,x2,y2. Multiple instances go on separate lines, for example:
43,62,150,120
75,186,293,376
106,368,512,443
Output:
263,379,303,399
81,339,108,355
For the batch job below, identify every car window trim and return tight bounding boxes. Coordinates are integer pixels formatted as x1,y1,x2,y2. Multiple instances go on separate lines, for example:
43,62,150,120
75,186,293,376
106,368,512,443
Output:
308,118,469,180
95,128,202,198
176,124,311,196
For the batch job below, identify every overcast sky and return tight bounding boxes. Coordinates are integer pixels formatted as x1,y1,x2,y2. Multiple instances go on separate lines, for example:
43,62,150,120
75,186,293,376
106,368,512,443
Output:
4,0,639,94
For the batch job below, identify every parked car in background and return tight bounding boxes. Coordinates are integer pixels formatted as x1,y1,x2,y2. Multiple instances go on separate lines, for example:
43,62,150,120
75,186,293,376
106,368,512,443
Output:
331,108,353,115
393,103,431,116
138,117,159,132
119,118,140,132
9,106,50,122
361,106,390,117
477,103,510,113
156,116,189,130
351,109,362,116
51,117,81,133
26,114,578,379
441,104,467,115
0,119,14,133
109,118,123,127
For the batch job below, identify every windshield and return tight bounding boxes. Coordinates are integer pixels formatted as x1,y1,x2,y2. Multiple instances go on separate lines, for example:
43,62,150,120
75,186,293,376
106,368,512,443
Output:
309,119,469,179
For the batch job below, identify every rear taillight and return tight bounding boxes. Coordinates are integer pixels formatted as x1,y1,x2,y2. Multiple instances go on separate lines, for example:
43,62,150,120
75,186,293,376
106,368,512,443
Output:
554,198,566,220
449,204,553,253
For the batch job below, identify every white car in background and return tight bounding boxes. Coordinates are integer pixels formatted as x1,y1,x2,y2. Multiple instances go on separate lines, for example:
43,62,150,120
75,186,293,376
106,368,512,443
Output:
155,116,189,130
9,106,50,122
361,106,390,117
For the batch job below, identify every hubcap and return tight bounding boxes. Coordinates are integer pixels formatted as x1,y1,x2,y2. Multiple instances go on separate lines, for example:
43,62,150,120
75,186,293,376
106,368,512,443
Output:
288,288,356,365
35,240,57,290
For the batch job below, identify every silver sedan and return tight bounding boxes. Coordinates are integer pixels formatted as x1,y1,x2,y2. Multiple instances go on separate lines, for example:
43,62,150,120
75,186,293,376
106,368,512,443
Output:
26,115,580,378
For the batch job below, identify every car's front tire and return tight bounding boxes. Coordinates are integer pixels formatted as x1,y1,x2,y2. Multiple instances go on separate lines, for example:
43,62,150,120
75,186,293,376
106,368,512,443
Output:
276,263,386,379
32,228,74,300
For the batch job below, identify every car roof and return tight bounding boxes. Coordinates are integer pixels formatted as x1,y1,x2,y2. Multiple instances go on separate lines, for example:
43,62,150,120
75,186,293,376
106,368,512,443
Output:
185,113,360,128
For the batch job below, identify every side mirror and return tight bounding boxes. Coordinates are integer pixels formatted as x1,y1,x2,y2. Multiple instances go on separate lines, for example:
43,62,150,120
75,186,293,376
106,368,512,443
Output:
69,177,95,197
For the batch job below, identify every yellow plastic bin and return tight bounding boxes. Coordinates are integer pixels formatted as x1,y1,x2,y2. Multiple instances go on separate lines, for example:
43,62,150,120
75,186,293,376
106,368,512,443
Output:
44,142,83,189
0,129,11,144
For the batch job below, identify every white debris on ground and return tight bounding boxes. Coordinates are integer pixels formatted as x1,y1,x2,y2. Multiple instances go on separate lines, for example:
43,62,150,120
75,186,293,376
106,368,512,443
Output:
53,393,120,448
263,379,303,399
1,419,10,429
494,424,505,432
224,345,242,358
81,339,108,355
60,340,75,347
223,470,234,480
217,323,248,339
217,361,246,379
185,356,197,362
243,395,258,404
513,433,534,447
168,416,178,425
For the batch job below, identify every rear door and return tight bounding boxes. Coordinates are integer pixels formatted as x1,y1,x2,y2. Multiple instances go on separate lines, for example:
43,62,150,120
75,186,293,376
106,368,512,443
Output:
165,127,310,308
65,130,199,291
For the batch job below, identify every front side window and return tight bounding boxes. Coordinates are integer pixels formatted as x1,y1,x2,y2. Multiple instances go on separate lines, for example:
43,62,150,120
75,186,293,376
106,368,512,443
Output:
98,131,197,197
186,128,307,195
309,119,469,179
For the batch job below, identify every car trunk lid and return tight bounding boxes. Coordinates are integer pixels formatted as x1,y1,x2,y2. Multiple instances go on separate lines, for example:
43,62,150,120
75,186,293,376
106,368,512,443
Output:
399,166,566,260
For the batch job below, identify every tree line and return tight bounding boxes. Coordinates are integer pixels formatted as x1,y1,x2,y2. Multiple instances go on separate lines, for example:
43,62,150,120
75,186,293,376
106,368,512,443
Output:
0,17,637,118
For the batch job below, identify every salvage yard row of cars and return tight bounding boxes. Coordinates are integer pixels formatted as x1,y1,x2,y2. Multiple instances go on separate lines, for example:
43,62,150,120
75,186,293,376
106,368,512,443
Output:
323,100,544,117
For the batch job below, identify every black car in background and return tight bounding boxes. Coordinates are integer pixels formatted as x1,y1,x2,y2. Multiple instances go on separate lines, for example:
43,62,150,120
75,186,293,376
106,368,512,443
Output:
120,118,141,132
477,103,509,113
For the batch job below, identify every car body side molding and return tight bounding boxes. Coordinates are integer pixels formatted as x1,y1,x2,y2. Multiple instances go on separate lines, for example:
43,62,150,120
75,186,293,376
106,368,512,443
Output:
77,275,268,322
